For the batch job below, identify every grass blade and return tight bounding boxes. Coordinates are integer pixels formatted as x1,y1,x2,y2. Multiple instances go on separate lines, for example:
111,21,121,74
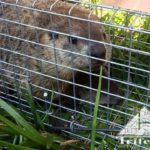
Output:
90,66,103,150
24,82,43,129
0,99,46,146
0,140,38,150
0,114,45,146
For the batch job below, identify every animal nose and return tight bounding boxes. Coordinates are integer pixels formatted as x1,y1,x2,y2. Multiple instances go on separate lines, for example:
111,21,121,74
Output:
89,43,106,59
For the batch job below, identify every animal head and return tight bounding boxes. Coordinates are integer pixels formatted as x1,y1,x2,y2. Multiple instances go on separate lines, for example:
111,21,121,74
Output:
38,4,109,72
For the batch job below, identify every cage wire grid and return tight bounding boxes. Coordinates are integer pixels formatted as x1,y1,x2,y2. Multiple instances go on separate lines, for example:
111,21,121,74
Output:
0,0,150,149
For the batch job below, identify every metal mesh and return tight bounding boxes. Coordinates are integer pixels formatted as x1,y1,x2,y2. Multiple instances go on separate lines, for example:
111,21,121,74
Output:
0,0,150,149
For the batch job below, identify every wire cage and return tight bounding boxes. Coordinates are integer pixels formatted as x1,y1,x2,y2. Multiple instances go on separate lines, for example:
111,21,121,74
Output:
0,0,150,149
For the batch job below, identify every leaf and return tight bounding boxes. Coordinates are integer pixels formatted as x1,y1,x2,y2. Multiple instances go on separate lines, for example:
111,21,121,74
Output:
46,135,53,149
0,140,38,150
0,99,46,146
0,114,44,147
23,82,43,129
90,66,103,150
98,140,106,150
60,140,79,146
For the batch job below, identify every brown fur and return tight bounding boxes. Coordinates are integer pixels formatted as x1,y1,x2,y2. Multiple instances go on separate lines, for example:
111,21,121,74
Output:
0,0,118,106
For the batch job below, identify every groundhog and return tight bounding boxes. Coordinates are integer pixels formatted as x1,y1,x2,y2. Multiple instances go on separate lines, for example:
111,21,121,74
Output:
0,0,120,107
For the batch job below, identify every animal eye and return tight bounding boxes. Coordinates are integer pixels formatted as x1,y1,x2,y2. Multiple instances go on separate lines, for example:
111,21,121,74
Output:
49,32,58,40
68,36,78,44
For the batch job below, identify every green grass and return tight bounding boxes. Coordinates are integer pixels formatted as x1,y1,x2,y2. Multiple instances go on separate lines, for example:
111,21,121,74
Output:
90,66,103,150
0,99,83,150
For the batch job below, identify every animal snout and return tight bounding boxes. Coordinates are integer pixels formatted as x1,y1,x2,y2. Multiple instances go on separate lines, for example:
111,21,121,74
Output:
89,42,106,64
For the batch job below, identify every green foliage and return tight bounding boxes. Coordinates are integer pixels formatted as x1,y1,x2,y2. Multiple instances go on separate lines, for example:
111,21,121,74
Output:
23,82,43,130
0,99,82,150
90,66,103,150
